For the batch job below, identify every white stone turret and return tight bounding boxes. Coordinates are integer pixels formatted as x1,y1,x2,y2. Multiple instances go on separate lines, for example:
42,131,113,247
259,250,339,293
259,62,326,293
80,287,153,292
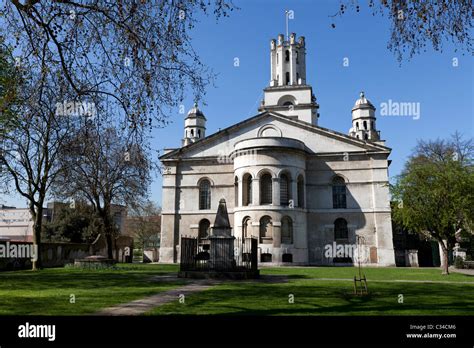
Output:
259,33,319,125
270,33,307,87
348,92,381,142
183,103,206,146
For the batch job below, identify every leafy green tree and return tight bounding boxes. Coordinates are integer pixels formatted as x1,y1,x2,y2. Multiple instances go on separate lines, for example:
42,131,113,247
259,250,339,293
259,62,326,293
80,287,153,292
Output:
43,202,105,243
392,133,474,274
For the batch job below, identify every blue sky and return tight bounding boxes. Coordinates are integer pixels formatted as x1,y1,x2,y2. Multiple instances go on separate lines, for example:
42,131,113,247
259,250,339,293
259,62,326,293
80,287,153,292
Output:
2,0,472,208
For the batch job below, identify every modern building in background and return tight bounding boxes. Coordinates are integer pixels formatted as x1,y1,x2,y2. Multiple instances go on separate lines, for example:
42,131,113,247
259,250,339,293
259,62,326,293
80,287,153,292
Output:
0,205,34,242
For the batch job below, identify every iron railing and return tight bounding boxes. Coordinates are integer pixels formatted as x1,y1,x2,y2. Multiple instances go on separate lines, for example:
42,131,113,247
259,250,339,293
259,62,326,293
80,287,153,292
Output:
180,236,258,272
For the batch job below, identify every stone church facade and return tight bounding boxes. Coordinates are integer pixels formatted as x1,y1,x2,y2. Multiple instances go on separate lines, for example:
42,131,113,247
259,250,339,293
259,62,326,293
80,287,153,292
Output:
159,33,395,266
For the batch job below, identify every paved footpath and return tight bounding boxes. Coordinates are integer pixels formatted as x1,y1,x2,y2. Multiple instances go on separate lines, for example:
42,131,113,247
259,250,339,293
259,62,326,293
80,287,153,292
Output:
95,282,216,316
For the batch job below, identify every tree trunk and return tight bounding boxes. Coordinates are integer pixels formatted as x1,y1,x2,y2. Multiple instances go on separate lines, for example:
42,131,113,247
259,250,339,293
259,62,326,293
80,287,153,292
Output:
99,206,114,260
32,206,43,270
438,239,449,275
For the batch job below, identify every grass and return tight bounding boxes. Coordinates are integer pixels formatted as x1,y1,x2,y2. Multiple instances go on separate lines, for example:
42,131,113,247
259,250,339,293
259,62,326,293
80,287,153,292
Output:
147,267,474,316
0,263,181,315
1,264,473,316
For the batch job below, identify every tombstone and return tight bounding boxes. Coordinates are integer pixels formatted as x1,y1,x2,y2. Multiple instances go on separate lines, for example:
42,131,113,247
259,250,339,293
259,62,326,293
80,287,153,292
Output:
209,198,235,270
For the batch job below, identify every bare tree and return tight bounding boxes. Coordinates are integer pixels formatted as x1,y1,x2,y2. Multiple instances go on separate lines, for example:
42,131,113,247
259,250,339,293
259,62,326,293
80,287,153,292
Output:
0,37,78,269
331,0,473,62
0,1,235,269
1,1,235,136
54,113,151,259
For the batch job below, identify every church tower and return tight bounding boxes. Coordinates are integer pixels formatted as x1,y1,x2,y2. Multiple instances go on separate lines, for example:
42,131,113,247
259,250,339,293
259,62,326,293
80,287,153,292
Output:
259,33,319,125
348,92,381,142
183,103,206,146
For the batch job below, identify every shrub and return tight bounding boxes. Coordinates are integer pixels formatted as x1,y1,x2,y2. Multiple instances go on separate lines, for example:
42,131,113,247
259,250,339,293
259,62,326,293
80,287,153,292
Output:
454,256,465,269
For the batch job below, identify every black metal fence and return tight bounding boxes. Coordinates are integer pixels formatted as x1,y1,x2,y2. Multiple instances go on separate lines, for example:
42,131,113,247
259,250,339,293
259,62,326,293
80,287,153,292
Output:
180,236,258,272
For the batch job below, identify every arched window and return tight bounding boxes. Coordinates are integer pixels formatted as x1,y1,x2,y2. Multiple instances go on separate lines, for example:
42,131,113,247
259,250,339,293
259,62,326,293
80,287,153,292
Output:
234,176,238,207
281,216,293,244
297,175,304,208
243,173,252,206
285,50,290,62
356,122,359,130
371,121,374,129
296,73,300,83
356,135,359,139
296,51,299,64
285,72,290,85
280,173,290,206
197,129,201,138
198,219,210,241
276,53,279,64
334,218,348,241
332,176,347,209
364,133,369,140
363,121,367,130
190,129,194,137
260,173,272,205
259,215,272,243
242,216,250,238
199,179,211,210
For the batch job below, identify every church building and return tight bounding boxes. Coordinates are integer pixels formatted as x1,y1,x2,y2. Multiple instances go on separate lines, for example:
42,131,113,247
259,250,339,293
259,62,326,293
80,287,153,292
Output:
159,33,395,266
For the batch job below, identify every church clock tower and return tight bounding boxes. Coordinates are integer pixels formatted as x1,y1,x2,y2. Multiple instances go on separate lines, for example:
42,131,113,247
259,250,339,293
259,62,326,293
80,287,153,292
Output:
259,33,319,125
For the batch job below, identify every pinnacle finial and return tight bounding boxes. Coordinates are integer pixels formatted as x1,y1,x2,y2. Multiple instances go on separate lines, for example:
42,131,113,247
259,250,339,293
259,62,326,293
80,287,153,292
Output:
360,91,365,98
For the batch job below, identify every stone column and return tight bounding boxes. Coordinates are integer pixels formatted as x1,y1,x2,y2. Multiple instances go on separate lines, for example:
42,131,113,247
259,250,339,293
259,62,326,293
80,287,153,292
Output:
252,178,260,205
273,221,281,248
237,178,243,207
272,177,280,206
291,179,297,207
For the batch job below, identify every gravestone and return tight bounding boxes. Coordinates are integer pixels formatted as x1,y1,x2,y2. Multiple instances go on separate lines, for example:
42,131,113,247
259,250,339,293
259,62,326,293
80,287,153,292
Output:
209,198,235,270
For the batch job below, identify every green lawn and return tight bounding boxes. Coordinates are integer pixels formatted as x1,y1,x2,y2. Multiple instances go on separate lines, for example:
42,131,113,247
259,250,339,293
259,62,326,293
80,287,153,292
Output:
147,267,474,316
0,264,181,315
1,265,473,316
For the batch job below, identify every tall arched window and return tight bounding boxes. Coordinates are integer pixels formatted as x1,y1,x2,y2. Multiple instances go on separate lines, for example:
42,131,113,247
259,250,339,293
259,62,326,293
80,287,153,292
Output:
199,179,211,210
296,73,300,83
242,216,250,238
285,72,290,85
295,51,299,64
276,53,279,64
259,216,273,243
332,176,347,209
280,173,290,206
334,218,348,241
281,216,293,244
297,175,304,208
198,219,210,242
356,122,359,130
197,129,201,138
260,173,272,205
364,133,369,140
243,173,252,206
363,121,367,130
285,50,290,62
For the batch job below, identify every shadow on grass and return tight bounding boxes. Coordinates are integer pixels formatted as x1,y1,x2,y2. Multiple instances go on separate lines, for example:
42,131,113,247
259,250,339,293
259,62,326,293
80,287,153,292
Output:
150,279,474,316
